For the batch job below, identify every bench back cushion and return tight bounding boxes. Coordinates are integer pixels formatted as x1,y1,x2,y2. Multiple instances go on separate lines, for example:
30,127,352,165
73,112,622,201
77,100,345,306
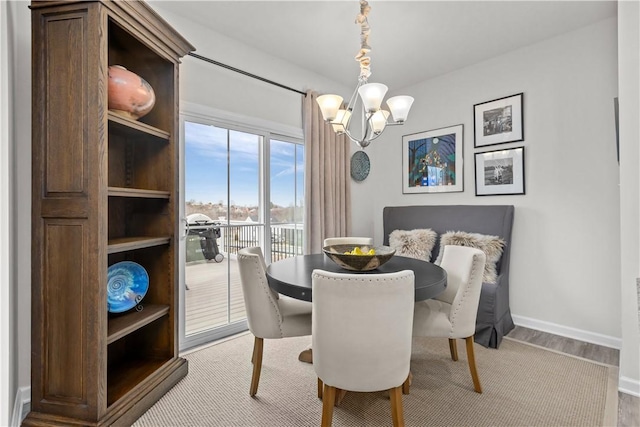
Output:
383,205,514,275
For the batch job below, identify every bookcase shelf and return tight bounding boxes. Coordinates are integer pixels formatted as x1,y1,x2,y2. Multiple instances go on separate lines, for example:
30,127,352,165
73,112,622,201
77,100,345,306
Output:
107,356,172,406
108,186,171,199
108,110,171,141
108,236,171,254
107,304,170,344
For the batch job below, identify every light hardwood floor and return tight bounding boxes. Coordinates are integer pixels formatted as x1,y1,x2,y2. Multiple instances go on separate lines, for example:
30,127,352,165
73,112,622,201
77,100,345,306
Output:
509,326,639,427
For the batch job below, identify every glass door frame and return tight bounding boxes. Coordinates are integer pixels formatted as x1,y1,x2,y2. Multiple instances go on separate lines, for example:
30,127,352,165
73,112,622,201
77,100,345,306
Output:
178,106,303,352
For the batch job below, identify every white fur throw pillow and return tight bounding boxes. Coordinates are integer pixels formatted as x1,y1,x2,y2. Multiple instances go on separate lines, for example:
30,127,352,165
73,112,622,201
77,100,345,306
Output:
435,231,506,284
389,228,437,261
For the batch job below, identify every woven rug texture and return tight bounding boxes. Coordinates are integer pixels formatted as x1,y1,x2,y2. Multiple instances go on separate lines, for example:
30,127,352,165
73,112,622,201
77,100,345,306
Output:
133,333,617,427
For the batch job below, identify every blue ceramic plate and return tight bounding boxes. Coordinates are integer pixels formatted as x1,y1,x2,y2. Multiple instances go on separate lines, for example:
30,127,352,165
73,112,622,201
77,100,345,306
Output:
107,261,149,313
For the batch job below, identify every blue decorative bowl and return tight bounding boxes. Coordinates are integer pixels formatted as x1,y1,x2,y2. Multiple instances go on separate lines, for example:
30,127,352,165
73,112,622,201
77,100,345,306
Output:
107,261,149,313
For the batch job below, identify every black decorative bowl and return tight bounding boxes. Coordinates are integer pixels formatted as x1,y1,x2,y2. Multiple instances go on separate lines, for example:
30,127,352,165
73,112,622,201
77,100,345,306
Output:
322,244,396,272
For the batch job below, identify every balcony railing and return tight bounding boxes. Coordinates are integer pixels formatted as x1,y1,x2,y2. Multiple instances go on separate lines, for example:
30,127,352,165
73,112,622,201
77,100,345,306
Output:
268,226,304,261
188,222,303,262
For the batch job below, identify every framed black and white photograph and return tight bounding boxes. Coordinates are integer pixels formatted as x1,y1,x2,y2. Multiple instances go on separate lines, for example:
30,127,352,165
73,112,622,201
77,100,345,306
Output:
474,93,524,148
402,124,464,194
475,147,525,196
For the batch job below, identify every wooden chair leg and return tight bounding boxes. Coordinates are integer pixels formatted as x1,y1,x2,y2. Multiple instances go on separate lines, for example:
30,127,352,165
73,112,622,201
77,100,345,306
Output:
389,386,405,427
249,337,264,396
318,378,323,399
334,388,347,406
321,385,337,427
402,372,411,395
465,336,482,393
448,338,458,361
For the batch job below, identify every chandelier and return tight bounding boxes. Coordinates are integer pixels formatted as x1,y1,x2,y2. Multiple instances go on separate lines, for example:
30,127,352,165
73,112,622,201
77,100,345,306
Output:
316,0,414,149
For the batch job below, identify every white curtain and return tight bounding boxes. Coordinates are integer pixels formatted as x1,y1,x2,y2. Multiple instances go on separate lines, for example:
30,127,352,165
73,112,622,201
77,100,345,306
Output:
303,90,351,254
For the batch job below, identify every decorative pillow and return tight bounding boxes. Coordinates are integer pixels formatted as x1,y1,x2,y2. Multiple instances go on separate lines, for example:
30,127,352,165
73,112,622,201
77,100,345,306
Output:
435,231,506,284
389,228,437,261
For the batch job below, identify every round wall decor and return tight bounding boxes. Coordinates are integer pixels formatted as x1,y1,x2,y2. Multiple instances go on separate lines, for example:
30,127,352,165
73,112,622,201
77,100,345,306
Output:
350,150,370,182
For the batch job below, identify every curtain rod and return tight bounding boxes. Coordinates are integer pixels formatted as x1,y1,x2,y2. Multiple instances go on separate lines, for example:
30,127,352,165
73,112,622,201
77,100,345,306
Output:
187,52,307,96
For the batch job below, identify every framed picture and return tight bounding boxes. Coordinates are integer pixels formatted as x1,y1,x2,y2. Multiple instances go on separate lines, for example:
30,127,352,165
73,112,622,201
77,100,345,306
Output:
474,93,524,147
475,147,525,196
402,124,463,194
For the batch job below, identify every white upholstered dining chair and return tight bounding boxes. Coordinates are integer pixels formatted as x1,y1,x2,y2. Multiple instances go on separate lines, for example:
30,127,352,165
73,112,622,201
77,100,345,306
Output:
412,245,487,393
322,237,373,247
312,269,415,427
237,247,312,396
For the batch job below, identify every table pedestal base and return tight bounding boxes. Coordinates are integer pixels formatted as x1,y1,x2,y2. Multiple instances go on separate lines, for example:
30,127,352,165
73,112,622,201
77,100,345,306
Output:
298,348,313,363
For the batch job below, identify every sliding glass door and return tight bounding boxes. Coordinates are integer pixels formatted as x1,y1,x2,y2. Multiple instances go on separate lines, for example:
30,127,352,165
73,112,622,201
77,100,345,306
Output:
180,117,304,350
269,138,304,262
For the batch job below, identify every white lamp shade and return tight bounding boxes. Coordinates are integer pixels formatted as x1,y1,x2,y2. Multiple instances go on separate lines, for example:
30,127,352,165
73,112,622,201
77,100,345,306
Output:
316,94,343,122
358,83,388,112
386,96,414,122
370,110,390,134
331,109,351,133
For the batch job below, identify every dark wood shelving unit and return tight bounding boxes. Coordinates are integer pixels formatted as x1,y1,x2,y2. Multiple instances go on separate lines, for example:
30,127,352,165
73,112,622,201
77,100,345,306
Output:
27,1,194,425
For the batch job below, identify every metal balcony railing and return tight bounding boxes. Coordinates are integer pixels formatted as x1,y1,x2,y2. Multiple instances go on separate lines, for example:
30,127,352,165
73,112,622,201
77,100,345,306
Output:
218,223,303,261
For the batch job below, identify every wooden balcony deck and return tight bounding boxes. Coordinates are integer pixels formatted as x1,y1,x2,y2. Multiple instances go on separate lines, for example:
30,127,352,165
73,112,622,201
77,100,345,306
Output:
184,256,247,336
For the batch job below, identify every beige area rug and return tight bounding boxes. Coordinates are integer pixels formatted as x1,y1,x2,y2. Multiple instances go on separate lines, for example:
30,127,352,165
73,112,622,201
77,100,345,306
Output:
134,333,618,427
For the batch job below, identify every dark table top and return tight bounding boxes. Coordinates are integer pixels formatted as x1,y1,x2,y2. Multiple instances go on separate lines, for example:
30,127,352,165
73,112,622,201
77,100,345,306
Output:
266,253,447,302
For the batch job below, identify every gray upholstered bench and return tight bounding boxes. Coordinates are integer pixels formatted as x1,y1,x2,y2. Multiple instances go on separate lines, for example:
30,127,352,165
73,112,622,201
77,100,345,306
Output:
383,205,515,348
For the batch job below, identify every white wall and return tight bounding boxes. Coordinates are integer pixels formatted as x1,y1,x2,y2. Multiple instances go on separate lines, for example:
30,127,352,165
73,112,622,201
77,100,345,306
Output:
1,2,14,424
9,0,32,410
617,1,640,396
353,19,622,341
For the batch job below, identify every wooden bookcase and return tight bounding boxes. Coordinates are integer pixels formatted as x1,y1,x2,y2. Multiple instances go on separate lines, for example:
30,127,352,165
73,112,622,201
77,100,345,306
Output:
26,1,194,425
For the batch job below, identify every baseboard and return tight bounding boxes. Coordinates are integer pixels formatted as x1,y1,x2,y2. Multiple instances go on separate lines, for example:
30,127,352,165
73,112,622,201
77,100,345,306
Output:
11,386,29,427
619,376,640,397
512,314,622,349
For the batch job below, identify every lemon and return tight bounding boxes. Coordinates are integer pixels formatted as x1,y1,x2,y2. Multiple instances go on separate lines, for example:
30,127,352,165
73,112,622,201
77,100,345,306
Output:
367,249,376,255
352,246,363,255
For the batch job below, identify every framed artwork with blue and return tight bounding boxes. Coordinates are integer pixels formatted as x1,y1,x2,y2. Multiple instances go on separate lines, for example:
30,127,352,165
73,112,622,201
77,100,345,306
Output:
402,124,464,194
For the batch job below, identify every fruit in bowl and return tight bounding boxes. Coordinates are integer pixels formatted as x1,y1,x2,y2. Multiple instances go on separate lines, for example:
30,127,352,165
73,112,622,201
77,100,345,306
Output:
323,244,395,272
344,246,376,256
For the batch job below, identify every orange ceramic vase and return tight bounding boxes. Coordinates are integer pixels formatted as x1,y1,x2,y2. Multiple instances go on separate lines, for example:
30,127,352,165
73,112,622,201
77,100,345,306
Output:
107,65,156,120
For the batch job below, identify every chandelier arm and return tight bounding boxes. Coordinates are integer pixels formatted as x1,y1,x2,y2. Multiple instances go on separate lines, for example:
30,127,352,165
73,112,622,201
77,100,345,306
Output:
345,132,372,149
342,110,373,147
342,121,372,146
345,80,364,113
366,130,384,143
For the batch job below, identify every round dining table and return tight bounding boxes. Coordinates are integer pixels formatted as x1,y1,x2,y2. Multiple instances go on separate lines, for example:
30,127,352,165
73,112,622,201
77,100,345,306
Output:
266,253,447,302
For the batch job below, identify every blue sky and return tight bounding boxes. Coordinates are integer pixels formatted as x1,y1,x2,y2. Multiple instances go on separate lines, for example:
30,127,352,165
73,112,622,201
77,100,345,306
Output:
184,121,304,207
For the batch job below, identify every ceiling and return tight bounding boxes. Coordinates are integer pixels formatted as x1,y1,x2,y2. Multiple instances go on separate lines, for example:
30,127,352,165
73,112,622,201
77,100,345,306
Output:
150,1,617,90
